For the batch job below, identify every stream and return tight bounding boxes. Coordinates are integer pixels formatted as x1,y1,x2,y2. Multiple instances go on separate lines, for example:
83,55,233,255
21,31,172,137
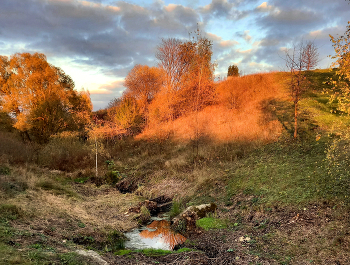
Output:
124,214,186,250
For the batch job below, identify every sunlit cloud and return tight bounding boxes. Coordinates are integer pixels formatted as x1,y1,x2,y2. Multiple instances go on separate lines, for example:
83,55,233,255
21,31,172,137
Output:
0,0,349,110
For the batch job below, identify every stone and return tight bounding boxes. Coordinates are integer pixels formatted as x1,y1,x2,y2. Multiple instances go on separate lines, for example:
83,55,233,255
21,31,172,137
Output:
75,250,108,265
171,203,217,234
116,178,138,193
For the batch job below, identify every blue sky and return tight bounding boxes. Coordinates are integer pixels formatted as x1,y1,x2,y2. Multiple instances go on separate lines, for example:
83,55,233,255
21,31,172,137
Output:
0,0,349,110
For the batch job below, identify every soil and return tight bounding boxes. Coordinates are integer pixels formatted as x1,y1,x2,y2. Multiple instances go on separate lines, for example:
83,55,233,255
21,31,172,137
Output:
101,197,350,264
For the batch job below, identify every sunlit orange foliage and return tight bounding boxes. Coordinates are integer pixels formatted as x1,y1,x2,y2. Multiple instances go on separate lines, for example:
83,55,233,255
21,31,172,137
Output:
139,72,286,143
146,35,216,127
124,64,165,114
0,53,92,141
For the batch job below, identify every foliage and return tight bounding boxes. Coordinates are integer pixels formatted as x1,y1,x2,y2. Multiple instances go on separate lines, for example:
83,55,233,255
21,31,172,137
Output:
108,97,144,135
115,248,194,256
325,22,350,202
329,22,350,114
107,230,126,252
151,32,216,122
124,64,164,114
227,64,239,77
0,53,92,142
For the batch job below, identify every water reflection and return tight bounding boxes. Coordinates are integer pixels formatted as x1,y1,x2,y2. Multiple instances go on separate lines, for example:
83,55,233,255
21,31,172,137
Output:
125,220,186,250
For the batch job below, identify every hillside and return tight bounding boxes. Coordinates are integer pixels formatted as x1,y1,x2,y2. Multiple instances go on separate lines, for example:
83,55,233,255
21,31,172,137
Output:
1,69,350,264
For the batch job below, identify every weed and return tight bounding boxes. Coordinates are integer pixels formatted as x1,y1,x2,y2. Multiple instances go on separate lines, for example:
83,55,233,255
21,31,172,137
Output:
107,230,126,252
35,179,78,197
74,176,90,184
169,199,183,219
0,204,23,221
0,180,28,198
0,165,10,175
78,221,86,228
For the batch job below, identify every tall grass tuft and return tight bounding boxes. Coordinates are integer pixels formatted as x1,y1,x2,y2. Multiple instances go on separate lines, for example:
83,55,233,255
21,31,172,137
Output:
38,132,94,171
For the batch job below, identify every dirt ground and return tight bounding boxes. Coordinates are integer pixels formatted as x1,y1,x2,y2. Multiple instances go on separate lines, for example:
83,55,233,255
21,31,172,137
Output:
100,197,350,265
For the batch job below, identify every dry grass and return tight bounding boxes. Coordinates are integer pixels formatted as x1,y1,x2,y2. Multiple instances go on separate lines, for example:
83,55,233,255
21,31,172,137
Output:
138,72,287,143
1,165,141,232
0,131,39,164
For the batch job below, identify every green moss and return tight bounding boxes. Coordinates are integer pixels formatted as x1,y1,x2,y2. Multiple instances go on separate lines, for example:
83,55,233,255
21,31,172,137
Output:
196,217,228,231
114,249,132,256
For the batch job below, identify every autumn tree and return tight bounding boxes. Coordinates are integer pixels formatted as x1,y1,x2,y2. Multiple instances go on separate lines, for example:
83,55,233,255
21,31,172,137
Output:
0,52,92,142
124,64,164,114
154,33,215,119
285,42,313,138
108,97,143,135
329,22,350,113
303,41,320,71
156,38,189,92
326,21,350,198
107,97,121,109
227,64,239,77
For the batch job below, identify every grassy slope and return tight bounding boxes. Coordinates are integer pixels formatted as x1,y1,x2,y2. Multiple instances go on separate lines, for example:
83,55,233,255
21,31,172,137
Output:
1,69,350,264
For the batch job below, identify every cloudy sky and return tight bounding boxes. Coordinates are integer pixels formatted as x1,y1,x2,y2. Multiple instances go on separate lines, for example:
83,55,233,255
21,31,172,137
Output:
1,0,349,110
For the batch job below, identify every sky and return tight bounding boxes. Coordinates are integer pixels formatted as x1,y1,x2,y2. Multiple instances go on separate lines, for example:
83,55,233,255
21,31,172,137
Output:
0,0,349,110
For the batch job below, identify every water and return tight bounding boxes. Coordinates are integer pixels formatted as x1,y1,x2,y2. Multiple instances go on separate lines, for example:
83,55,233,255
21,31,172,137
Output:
124,217,186,250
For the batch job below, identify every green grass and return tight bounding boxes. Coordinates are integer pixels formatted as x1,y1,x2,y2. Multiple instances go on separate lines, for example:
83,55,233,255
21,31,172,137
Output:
35,179,78,198
169,200,183,219
114,248,195,257
224,140,330,206
196,217,228,230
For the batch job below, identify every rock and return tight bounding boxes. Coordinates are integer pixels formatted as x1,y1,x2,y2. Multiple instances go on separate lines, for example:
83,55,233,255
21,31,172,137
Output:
128,195,173,215
128,200,158,215
75,250,108,265
174,203,217,220
116,178,138,193
171,203,217,234
149,195,172,204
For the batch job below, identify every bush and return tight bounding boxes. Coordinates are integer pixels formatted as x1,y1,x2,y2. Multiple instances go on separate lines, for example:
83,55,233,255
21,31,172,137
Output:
38,132,93,171
0,132,38,164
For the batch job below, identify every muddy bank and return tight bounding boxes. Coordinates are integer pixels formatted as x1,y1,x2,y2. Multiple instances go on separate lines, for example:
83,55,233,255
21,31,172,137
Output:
104,201,350,265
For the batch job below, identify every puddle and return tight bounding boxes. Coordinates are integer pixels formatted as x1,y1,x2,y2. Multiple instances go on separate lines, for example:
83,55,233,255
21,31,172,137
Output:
124,219,186,250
